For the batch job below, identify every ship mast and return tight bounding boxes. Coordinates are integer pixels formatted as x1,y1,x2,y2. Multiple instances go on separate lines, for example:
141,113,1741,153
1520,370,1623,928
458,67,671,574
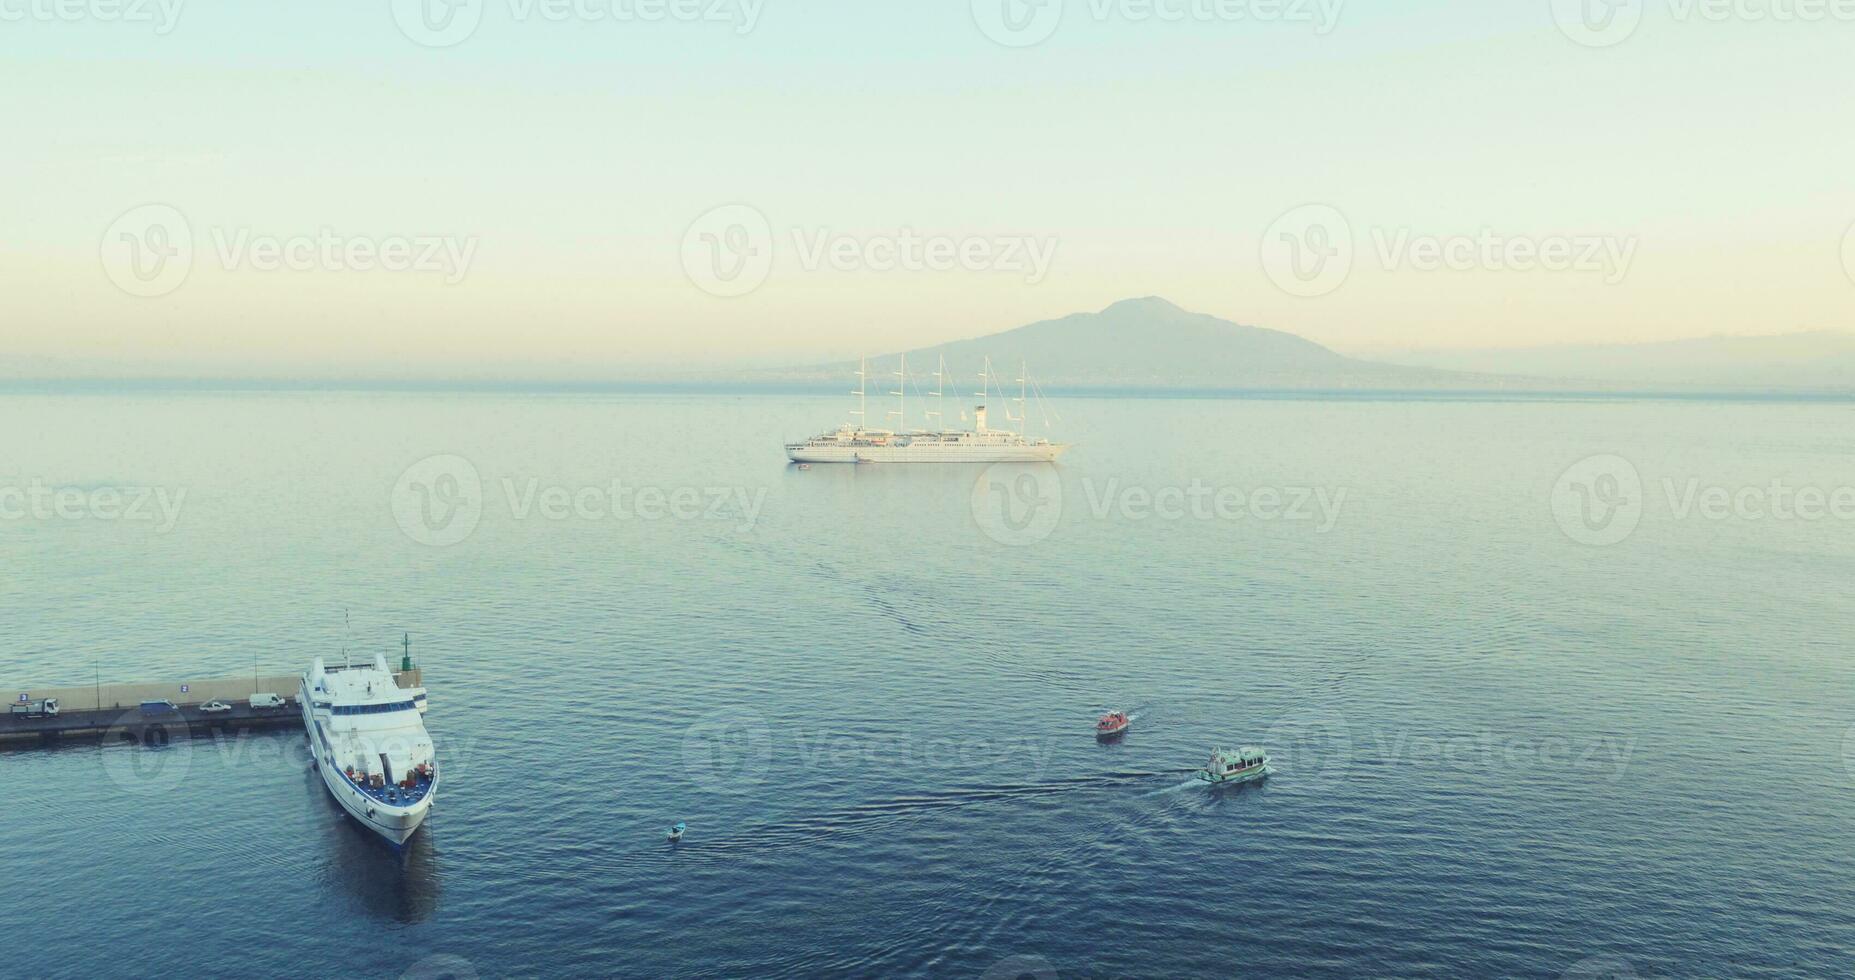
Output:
1018,358,1027,439
890,354,907,432
977,356,993,432
850,355,867,430
926,354,946,431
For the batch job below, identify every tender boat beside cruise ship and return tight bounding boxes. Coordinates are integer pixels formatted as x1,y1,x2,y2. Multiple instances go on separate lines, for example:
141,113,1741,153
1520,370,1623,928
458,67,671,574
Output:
300,654,437,845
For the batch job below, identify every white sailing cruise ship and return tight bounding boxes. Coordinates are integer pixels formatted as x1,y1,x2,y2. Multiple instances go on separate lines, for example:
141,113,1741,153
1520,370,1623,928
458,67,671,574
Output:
300,653,438,845
786,356,1069,464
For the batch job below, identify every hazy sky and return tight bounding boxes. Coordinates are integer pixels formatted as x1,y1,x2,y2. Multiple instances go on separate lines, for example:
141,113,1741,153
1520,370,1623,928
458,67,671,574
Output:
5,1,1853,377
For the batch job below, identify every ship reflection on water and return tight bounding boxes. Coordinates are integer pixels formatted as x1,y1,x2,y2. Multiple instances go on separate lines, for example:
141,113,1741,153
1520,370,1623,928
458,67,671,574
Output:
309,769,441,924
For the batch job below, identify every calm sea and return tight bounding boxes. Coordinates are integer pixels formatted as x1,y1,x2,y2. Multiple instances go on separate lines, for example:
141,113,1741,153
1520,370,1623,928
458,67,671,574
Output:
3,390,1853,979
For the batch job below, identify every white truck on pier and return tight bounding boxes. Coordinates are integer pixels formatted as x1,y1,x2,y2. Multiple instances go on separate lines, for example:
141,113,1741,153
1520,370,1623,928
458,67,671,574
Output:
10,698,59,719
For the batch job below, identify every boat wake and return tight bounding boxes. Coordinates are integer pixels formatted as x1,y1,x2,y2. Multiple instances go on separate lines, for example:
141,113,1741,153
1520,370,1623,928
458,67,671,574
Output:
677,771,1190,855
1139,778,1203,797
860,582,929,636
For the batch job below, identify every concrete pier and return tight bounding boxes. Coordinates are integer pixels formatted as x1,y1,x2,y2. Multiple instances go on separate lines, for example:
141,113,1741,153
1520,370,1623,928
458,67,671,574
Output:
0,669,423,745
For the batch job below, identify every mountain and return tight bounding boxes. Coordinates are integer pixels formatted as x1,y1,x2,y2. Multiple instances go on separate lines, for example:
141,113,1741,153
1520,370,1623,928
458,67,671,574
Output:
764,299,1855,394
767,297,1503,391
14,297,1847,394
1370,331,1855,392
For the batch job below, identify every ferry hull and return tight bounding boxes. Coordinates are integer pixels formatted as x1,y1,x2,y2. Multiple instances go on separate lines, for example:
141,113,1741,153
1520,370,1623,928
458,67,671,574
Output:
318,761,432,844
1196,764,1271,786
300,680,436,846
786,443,1068,464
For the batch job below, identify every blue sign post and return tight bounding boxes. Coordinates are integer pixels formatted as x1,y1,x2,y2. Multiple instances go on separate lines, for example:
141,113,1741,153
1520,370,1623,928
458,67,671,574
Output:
180,685,190,694
17,693,26,703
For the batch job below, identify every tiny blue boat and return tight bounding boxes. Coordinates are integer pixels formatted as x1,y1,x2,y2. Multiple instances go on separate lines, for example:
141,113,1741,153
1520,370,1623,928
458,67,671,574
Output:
667,822,686,842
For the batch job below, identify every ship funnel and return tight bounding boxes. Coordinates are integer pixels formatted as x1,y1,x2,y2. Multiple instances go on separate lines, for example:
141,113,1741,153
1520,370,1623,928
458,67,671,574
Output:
975,406,987,432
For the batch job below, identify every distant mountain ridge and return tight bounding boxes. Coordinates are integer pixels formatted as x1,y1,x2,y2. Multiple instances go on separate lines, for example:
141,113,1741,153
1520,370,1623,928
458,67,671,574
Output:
8,297,1849,393
768,297,1509,391
1372,331,1855,391
762,297,1854,394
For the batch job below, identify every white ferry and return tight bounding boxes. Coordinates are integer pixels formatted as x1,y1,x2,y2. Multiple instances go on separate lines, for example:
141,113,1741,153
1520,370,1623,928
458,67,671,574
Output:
1196,746,1271,786
786,355,1068,464
300,654,437,845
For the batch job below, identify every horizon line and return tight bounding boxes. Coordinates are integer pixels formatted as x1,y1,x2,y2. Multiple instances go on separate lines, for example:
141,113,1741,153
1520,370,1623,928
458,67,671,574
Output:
3,377,1853,403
